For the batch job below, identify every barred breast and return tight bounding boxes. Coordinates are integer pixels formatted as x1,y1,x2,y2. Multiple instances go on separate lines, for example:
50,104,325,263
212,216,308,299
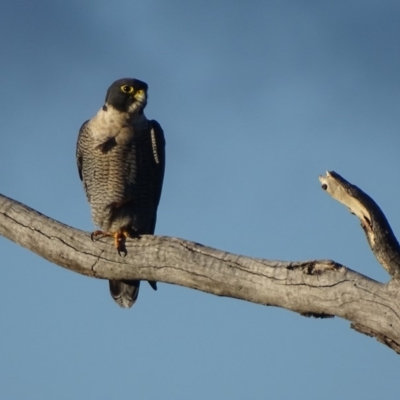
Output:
77,109,158,234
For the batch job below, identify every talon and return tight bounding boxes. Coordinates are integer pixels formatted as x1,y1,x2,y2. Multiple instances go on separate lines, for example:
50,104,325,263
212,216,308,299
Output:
114,231,128,257
91,229,130,256
91,230,109,241
118,248,127,257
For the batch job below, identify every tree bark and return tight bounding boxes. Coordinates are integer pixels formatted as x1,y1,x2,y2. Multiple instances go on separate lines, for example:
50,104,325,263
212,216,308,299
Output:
1,171,400,354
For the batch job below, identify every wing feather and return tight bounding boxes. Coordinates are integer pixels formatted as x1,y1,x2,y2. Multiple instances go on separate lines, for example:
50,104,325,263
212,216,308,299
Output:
150,119,166,209
76,120,89,182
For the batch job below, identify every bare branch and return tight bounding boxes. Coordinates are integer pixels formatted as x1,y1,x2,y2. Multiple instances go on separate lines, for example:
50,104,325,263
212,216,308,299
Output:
319,171,400,278
1,177,400,354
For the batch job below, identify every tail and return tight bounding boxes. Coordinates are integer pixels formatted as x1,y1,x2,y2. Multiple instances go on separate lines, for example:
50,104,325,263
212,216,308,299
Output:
109,280,140,308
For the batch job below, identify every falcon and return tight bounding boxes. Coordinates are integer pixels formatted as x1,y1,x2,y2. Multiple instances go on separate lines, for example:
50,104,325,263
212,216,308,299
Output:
76,78,165,308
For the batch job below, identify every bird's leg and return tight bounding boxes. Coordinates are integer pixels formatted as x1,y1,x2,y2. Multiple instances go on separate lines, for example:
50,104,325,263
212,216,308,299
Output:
114,229,132,257
90,230,129,257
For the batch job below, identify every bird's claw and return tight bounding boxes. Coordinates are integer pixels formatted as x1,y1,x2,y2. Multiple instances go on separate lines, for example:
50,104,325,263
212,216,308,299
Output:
118,248,127,257
114,231,128,257
90,230,109,241
90,230,128,256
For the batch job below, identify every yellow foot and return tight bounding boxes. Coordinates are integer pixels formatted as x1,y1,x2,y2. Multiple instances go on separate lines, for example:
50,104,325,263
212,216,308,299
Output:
114,230,131,257
90,230,130,257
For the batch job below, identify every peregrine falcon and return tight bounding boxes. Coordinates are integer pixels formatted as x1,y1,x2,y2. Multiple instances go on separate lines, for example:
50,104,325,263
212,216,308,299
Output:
76,78,165,308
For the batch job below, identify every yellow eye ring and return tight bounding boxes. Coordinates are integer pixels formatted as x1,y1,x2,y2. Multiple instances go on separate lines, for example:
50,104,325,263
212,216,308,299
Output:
121,85,134,94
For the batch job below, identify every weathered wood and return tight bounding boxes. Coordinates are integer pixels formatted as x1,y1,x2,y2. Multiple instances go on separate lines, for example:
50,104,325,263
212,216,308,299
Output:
319,171,400,278
1,171,400,354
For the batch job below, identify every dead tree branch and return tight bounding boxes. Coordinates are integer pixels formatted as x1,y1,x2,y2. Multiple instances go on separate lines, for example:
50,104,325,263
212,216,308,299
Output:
319,171,400,278
1,171,400,354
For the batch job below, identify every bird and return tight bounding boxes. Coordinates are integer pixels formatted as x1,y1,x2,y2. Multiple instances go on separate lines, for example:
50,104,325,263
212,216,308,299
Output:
76,78,165,308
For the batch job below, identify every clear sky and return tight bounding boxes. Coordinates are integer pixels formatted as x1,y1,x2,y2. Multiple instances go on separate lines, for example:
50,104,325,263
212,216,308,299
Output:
0,1,399,399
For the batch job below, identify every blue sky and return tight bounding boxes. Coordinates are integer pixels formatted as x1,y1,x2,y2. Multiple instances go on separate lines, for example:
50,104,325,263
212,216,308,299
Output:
1,1,400,399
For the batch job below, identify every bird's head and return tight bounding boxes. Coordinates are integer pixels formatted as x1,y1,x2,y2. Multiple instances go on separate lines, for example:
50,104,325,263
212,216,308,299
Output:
104,78,148,114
